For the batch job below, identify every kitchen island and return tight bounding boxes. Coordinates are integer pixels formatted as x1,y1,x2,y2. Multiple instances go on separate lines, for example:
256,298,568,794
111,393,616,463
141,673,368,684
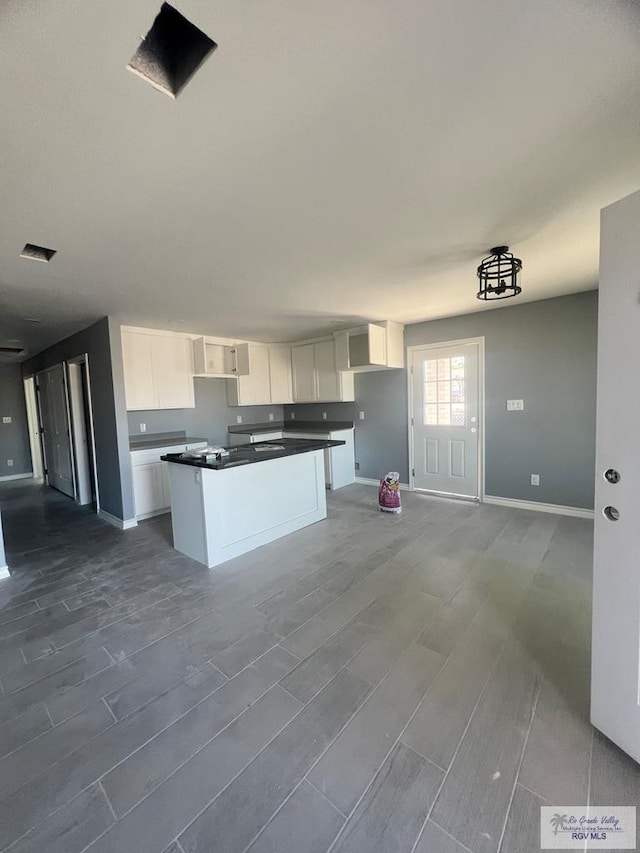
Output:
161,438,345,568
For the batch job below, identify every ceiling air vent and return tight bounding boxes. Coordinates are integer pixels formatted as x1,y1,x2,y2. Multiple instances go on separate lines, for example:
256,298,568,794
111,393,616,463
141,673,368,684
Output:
20,244,56,262
0,347,24,355
127,3,217,99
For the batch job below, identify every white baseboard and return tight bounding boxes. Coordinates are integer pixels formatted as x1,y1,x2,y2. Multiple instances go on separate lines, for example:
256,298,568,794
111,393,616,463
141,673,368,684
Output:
355,476,411,491
0,566,9,579
483,495,594,519
98,509,138,530
0,472,33,483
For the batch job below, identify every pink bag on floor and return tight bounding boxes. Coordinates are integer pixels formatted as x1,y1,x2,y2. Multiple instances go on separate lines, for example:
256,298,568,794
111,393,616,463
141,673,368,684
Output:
378,472,401,514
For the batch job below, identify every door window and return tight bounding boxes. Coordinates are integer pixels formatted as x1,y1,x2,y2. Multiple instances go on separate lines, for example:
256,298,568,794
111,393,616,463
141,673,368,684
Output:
423,356,466,426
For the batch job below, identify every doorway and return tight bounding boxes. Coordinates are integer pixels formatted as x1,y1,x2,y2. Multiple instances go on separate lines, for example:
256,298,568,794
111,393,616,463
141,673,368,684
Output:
408,338,484,499
37,364,75,498
67,356,98,507
23,376,44,479
34,357,99,509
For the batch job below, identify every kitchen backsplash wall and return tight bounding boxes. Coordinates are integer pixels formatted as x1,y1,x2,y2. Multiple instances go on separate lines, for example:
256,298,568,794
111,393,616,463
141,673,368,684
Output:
127,378,285,445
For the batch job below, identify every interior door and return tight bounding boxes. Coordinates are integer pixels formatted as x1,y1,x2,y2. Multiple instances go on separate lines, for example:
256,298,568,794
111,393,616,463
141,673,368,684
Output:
591,189,640,764
37,365,75,498
410,341,480,498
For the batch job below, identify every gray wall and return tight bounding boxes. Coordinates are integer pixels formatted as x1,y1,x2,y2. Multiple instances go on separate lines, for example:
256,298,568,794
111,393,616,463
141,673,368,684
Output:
127,380,285,445
405,291,597,508
286,291,598,509
0,365,32,477
21,317,134,522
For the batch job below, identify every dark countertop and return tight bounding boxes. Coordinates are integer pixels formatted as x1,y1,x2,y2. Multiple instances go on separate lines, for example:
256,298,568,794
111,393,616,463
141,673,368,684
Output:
227,420,354,435
161,437,345,471
130,432,208,451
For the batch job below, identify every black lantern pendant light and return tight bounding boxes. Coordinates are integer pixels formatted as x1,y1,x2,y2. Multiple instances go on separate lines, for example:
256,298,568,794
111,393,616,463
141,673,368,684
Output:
476,246,522,301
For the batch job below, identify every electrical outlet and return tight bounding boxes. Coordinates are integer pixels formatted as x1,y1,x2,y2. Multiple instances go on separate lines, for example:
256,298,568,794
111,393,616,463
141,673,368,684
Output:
531,474,540,486
139,423,146,433
7,459,13,467
2,416,12,424
359,411,365,420
291,412,295,420
507,399,524,411
236,415,242,424
354,461,360,471
269,413,274,422
322,411,327,420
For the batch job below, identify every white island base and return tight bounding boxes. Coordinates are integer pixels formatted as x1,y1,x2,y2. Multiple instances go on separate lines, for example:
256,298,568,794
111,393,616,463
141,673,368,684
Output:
166,449,327,569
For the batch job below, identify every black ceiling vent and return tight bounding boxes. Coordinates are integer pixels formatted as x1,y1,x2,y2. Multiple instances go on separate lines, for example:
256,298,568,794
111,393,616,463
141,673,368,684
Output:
0,347,24,355
20,243,56,263
127,3,217,99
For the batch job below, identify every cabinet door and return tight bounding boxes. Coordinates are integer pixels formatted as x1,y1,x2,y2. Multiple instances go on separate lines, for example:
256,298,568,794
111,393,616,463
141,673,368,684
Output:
269,346,293,404
132,463,165,517
153,336,195,409
122,331,156,410
314,341,340,401
292,344,317,402
248,344,271,404
232,345,272,405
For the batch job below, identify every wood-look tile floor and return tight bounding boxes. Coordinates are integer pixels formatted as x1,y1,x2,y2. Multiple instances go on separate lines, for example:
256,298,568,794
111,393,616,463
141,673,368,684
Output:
0,480,637,853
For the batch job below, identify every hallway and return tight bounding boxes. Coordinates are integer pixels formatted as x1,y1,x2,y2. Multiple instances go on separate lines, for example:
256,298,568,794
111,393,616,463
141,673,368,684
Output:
0,480,638,853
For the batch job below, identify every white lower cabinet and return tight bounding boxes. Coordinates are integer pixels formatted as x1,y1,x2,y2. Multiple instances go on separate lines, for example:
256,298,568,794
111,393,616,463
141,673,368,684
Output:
131,442,207,520
282,429,355,489
132,463,166,519
227,429,355,489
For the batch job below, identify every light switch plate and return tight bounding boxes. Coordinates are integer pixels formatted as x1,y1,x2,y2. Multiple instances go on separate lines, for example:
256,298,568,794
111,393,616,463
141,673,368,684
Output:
139,423,146,432
322,412,327,420
507,399,524,411
269,413,274,421
2,416,11,424
359,411,365,420
531,474,540,486
236,415,242,424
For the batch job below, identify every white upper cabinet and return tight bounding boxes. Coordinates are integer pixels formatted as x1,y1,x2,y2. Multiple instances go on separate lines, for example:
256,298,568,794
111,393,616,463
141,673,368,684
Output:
193,338,250,377
153,335,195,409
226,344,272,406
227,344,294,406
122,328,195,411
315,340,341,401
122,331,156,410
269,345,293,404
291,341,354,403
291,344,317,402
334,321,404,371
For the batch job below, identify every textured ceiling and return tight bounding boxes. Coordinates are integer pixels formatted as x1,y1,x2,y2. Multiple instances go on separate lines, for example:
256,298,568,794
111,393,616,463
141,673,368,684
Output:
1,0,639,359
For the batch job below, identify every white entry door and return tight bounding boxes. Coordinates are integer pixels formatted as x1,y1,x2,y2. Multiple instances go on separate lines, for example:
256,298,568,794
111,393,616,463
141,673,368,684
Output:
37,365,75,498
410,340,481,498
591,189,640,764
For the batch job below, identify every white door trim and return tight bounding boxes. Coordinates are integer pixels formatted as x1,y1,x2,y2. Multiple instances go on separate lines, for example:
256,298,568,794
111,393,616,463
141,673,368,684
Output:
407,337,485,499
68,354,101,513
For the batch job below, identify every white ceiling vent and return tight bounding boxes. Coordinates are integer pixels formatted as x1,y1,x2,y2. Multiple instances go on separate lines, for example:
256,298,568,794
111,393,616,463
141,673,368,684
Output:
20,244,56,262
127,3,217,99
